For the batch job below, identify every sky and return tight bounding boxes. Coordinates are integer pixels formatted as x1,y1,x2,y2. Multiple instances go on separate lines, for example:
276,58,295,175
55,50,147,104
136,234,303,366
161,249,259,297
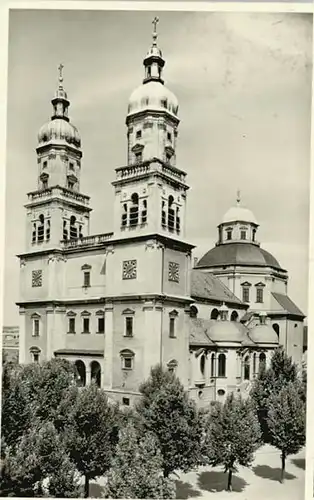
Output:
3,9,312,325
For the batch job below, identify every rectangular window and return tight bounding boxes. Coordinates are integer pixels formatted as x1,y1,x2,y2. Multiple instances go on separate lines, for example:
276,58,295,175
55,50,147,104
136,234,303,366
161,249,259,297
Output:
135,152,142,163
241,231,247,240
33,319,40,337
136,130,142,139
43,161,48,169
122,397,130,406
83,317,90,333
83,272,90,287
69,162,75,170
227,231,232,240
68,317,76,333
242,287,250,303
68,181,74,190
256,288,264,303
169,317,175,338
167,132,172,142
125,317,133,337
98,317,105,333
33,353,39,363
123,357,133,369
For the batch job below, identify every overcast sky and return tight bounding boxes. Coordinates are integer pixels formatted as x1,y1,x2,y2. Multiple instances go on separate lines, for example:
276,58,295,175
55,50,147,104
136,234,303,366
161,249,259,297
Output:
4,9,312,324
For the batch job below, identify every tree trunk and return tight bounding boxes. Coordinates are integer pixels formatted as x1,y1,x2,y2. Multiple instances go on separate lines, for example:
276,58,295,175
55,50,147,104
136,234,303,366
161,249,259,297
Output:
227,469,233,492
84,475,89,498
280,452,286,484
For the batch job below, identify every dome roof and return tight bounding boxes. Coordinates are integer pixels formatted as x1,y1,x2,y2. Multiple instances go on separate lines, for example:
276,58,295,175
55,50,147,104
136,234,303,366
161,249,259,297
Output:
196,243,284,271
223,205,257,225
38,118,81,148
249,324,279,344
208,321,248,343
127,81,178,117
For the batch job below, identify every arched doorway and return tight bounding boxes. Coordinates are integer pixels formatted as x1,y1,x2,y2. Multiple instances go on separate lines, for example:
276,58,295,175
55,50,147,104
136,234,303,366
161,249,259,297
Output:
75,360,86,387
91,361,101,387
259,352,266,372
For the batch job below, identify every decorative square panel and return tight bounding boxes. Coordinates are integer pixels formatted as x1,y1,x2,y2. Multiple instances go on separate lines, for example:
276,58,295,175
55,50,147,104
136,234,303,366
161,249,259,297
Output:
168,262,179,283
32,270,43,287
122,260,137,280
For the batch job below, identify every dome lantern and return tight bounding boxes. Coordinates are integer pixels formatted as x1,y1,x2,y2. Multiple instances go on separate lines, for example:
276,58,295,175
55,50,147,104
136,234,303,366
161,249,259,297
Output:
143,16,165,85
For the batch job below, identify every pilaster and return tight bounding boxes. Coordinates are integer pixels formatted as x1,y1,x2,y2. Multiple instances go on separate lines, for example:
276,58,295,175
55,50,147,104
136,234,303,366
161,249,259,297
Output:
18,308,26,363
103,301,114,390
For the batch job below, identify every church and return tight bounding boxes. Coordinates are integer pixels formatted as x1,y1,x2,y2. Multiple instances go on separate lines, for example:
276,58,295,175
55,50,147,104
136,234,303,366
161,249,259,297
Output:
17,19,305,408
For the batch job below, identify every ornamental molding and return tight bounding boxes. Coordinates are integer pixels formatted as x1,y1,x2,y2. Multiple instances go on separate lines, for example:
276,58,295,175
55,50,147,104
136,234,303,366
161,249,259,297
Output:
20,258,26,268
48,253,67,263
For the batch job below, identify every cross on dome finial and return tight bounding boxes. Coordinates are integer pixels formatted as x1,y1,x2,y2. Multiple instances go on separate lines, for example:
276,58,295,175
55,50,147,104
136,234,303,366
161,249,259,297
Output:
236,189,241,205
58,63,64,86
152,16,159,45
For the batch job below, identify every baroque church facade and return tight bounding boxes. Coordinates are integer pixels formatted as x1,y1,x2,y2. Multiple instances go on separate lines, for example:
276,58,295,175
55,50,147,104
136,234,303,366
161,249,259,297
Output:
17,21,305,408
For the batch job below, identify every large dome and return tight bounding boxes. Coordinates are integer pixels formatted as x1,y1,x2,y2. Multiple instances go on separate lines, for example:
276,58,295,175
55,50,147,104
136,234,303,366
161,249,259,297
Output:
38,118,81,148
208,321,248,343
222,205,257,225
127,81,179,117
196,242,284,270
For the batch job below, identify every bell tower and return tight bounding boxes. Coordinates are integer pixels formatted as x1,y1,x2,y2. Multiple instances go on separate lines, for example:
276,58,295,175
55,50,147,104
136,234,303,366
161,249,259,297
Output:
25,65,92,251
113,19,189,239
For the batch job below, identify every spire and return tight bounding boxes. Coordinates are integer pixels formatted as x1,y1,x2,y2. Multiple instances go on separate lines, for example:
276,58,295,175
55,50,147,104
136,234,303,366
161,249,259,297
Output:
143,17,165,84
51,63,70,121
236,189,241,206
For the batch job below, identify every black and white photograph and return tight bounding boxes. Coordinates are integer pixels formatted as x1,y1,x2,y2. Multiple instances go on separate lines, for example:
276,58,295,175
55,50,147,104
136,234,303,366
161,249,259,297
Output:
0,5,312,500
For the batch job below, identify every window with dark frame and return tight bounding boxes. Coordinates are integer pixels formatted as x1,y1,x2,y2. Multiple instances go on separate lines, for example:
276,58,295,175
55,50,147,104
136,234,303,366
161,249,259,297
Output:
122,397,130,406
169,317,175,338
83,271,90,287
226,230,232,240
136,130,142,139
68,317,76,333
256,287,264,303
241,230,247,240
33,353,39,363
33,319,40,337
83,317,90,333
98,317,105,333
123,357,132,369
242,287,250,302
217,353,226,377
125,317,133,337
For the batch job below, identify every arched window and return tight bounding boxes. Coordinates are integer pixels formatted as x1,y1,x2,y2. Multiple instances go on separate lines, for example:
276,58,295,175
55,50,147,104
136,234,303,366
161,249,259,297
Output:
190,305,198,318
211,308,219,320
70,216,77,240
75,360,86,387
252,228,256,242
168,196,175,231
231,311,239,322
176,206,180,233
37,214,45,242
91,361,101,387
244,355,250,380
259,352,266,372
167,359,178,374
272,323,280,340
200,354,206,377
129,193,139,226
253,352,257,375
210,353,215,377
63,220,68,240
46,220,50,241
218,353,226,377
79,225,83,239
161,200,166,227
141,199,147,224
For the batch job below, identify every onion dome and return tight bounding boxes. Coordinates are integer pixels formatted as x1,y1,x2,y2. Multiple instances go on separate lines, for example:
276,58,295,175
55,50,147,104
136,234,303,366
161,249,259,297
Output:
249,313,279,344
37,64,81,149
127,17,179,119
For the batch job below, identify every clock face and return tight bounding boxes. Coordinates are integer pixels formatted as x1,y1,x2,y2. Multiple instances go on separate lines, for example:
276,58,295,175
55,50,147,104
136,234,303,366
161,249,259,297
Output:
32,269,43,287
122,260,137,280
168,262,179,283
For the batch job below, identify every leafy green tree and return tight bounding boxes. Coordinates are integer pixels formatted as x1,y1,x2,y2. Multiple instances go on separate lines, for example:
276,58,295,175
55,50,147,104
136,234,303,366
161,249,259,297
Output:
61,383,120,498
105,422,175,499
267,382,306,483
251,347,299,442
204,393,261,491
0,421,81,497
137,364,203,478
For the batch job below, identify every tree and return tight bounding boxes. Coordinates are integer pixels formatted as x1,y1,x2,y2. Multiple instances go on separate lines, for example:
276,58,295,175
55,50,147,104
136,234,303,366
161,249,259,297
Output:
105,422,175,499
250,347,299,442
61,383,120,498
267,382,306,483
137,364,203,478
0,421,81,497
204,393,261,492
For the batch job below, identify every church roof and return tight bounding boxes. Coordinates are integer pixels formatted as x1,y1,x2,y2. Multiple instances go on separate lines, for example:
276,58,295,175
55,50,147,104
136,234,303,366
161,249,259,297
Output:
189,317,255,346
191,270,245,306
190,318,216,346
222,205,257,225
196,243,285,271
271,292,305,318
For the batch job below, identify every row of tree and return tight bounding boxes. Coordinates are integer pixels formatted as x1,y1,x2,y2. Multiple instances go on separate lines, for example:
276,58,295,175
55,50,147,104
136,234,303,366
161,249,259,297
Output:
1,347,306,497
